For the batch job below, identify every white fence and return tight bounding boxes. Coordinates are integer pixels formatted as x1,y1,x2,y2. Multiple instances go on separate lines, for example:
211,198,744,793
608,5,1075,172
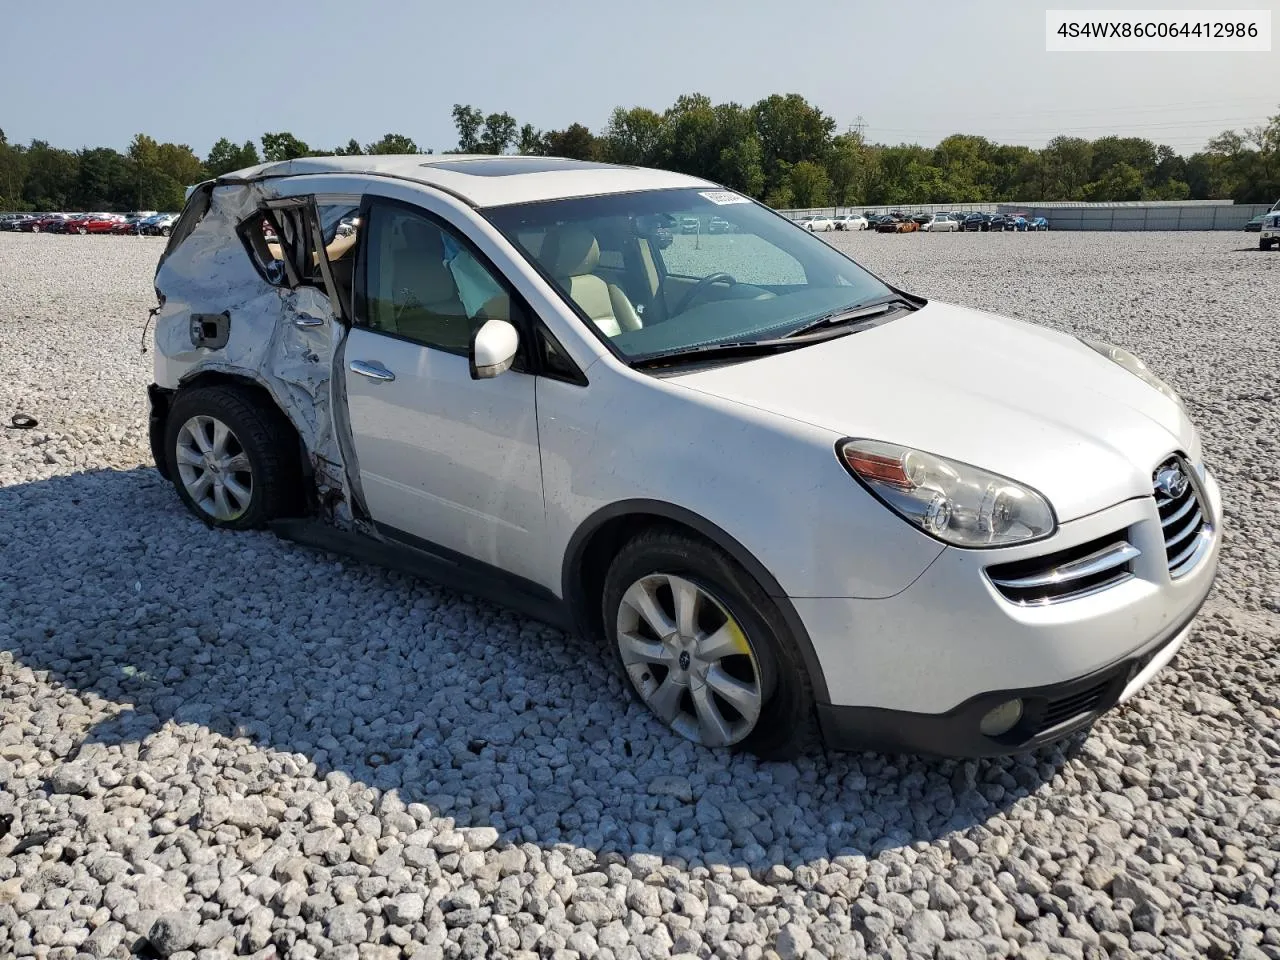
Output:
780,200,1274,231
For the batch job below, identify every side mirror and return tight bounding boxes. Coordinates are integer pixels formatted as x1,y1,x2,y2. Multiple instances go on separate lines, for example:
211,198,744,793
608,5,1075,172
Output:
469,318,519,380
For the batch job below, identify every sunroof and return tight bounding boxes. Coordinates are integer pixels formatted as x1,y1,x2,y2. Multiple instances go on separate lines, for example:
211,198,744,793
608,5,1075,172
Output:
424,158,621,177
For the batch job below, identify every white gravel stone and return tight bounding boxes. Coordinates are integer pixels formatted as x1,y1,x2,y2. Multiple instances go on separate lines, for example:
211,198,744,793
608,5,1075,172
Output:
0,232,1277,960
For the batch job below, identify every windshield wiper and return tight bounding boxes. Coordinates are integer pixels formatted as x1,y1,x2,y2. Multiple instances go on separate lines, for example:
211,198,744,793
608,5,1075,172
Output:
783,295,915,338
629,339,805,369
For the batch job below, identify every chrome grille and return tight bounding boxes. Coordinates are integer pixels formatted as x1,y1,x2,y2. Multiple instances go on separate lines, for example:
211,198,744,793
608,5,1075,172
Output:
1153,456,1210,578
988,532,1138,605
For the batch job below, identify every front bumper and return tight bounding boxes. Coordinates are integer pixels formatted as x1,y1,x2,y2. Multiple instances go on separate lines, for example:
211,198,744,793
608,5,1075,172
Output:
801,467,1222,756
816,604,1200,757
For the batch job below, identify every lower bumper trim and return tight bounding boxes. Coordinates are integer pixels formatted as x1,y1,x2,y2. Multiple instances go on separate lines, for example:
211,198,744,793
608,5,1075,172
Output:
817,599,1204,758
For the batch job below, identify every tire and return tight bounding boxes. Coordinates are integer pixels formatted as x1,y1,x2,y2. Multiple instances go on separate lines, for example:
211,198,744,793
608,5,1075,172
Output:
163,385,302,530
602,526,815,759
31,225,39,233
160,226,171,237
1261,238,1274,251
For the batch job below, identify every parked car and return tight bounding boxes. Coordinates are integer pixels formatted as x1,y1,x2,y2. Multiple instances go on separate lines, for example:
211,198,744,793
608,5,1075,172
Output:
875,214,919,233
28,213,71,233
111,214,154,235
1009,215,1029,232
961,213,993,232
804,215,836,233
920,214,960,233
987,214,1015,231
1260,212,1280,250
1028,216,1050,231
148,154,1221,760
0,214,35,231
132,213,174,236
679,216,700,235
910,213,933,226
1243,212,1267,232
833,214,868,231
69,213,125,234
707,216,733,234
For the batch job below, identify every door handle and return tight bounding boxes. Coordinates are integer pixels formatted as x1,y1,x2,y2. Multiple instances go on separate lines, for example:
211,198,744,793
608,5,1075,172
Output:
294,314,325,328
349,360,395,382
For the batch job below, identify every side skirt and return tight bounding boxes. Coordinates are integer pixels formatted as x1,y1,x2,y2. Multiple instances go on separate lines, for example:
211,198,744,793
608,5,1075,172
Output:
269,518,572,632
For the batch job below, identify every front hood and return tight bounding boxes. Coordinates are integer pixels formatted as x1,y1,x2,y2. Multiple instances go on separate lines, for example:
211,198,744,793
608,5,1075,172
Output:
673,300,1198,522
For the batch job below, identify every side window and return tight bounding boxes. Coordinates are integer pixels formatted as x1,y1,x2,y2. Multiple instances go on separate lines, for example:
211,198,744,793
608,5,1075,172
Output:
362,202,516,356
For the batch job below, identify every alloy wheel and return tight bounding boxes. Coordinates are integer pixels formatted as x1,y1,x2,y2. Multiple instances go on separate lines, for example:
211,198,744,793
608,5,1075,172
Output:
616,573,764,747
175,415,253,521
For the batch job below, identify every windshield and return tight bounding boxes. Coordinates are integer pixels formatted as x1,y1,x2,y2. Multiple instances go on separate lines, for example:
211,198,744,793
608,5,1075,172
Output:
483,188,893,361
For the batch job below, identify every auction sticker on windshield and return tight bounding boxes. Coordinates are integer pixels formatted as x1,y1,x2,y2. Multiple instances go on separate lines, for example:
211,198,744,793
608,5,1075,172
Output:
699,191,751,205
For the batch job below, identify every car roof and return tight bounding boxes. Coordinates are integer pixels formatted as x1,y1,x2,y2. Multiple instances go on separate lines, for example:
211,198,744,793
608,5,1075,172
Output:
217,154,717,208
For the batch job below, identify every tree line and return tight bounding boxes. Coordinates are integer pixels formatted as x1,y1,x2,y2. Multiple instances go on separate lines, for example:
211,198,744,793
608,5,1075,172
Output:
2,93,1276,212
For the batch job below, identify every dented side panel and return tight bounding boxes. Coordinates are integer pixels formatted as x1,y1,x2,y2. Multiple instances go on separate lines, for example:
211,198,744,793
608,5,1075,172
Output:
152,180,354,524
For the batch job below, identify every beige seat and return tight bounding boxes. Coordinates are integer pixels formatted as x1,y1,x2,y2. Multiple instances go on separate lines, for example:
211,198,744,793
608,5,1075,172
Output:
538,225,641,337
383,220,472,351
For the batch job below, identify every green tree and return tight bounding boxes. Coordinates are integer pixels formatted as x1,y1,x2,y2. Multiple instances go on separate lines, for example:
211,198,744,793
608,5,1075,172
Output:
542,124,598,160
788,160,832,207
478,113,518,155
601,106,665,166
0,139,28,210
73,147,133,210
659,93,720,179
517,124,544,155
451,104,484,152
751,93,836,194
825,131,867,204
22,140,79,209
260,132,311,162
1041,136,1092,200
206,138,260,177
365,133,418,154
709,102,764,196
1089,136,1157,184
1085,162,1144,201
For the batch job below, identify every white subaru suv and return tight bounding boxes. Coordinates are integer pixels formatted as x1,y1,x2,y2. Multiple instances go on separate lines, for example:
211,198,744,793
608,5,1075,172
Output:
148,155,1222,759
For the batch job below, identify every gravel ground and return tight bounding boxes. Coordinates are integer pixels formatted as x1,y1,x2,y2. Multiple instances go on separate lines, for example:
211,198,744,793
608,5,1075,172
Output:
0,231,1277,960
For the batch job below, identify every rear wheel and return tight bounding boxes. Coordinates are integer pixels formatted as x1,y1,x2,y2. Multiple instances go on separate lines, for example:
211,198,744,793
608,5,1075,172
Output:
1262,238,1275,251
603,527,815,758
164,385,301,529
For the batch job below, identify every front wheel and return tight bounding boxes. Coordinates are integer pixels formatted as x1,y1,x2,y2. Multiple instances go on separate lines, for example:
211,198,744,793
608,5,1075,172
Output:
160,226,171,237
1262,238,1274,251
163,385,301,529
603,528,814,758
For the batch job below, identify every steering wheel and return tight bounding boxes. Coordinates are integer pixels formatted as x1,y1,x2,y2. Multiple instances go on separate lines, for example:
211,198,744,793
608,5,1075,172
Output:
669,272,737,317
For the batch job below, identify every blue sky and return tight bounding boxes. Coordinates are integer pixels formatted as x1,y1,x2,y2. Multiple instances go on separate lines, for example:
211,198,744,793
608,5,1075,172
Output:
6,0,1276,156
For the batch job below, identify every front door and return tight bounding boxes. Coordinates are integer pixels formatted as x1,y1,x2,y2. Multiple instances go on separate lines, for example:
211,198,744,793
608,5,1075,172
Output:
342,197,546,586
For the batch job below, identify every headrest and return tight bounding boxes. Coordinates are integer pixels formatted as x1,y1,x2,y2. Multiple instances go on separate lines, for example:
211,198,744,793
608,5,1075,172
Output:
390,220,458,305
539,225,600,277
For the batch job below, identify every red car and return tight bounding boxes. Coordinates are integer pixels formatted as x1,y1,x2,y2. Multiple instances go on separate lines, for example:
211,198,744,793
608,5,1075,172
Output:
72,214,124,234
23,214,70,233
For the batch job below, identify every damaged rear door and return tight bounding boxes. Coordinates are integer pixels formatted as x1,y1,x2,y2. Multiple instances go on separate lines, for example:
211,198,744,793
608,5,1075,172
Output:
237,194,361,516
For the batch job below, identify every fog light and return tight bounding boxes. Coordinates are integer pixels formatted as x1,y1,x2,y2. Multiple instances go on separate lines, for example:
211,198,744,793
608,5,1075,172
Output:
979,699,1024,737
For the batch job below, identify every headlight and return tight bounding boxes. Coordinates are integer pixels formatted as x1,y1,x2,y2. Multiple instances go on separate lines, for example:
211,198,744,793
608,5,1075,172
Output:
838,439,1056,548
1082,339,1186,412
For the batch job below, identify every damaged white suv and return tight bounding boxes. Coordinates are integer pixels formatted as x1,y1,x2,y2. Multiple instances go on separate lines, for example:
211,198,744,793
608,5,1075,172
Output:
149,155,1222,759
